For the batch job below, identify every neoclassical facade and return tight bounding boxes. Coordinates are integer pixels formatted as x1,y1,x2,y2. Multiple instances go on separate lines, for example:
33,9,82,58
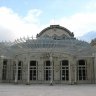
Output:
0,25,96,85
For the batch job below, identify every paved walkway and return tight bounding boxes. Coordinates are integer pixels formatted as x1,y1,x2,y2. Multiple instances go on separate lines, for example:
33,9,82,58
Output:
0,84,96,96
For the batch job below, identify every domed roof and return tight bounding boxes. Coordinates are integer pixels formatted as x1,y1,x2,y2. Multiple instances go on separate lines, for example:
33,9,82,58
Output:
37,25,74,38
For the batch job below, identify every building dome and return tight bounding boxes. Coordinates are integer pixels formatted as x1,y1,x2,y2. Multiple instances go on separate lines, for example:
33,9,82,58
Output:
37,25,74,39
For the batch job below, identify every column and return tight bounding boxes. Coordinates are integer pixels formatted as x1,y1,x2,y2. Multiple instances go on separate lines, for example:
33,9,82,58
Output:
92,57,95,83
7,59,11,82
74,61,77,84
69,57,74,84
26,58,30,84
41,60,44,82
54,60,60,81
93,53,96,83
69,57,76,85
50,54,53,85
69,62,72,84
38,59,43,82
87,58,94,83
0,58,3,82
73,57,77,84
15,60,18,83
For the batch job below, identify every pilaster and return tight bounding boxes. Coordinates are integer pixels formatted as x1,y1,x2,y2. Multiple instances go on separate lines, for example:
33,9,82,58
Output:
38,59,44,81
93,53,96,83
54,60,60,81
26,58,30,84
15,60,18,84
0,58,3,82
50,54,53,85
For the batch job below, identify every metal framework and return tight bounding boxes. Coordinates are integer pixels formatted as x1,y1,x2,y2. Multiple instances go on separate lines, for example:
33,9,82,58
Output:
0,36,95,59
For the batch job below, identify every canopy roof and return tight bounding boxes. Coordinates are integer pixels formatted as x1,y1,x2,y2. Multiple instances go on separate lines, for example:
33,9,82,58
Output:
0,37,95,58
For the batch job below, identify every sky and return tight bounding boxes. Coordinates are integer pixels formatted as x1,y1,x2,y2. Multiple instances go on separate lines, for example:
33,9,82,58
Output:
0,0,96,41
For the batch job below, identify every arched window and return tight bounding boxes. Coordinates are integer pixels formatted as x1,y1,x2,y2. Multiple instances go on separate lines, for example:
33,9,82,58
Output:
60,60,69,81
30,61,38,80
77,60,87,80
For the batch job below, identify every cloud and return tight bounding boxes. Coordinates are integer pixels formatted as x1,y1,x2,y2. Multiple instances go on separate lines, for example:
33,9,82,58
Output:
49,12,96,37
23,9,42,23
0,1,96,42
0,7,42,41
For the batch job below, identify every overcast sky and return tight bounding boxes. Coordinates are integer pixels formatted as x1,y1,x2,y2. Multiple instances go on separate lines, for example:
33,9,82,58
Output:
0,0,96,41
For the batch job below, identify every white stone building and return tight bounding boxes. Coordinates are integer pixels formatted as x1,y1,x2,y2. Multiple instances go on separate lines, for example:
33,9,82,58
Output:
0,25,96,85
